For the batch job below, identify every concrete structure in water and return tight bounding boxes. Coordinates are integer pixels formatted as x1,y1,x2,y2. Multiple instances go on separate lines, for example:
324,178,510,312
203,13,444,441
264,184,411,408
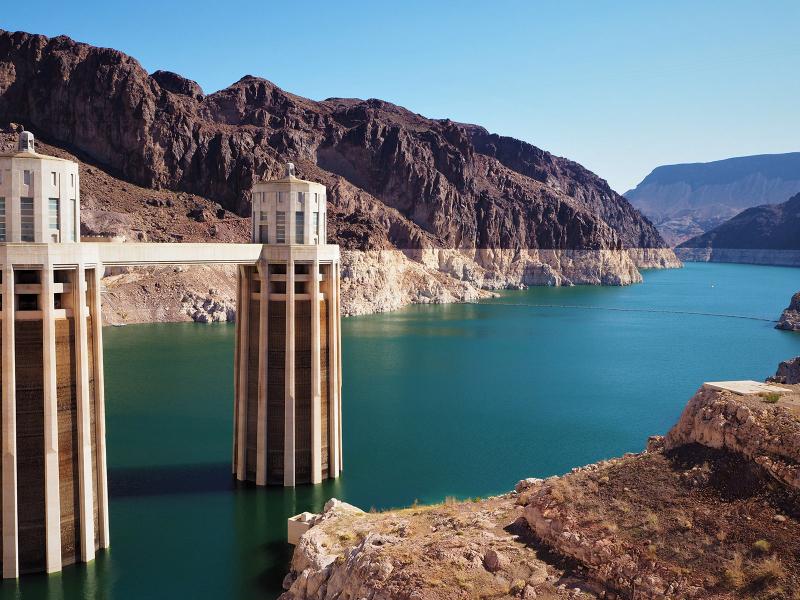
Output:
0,132,341,578
233,164,342,486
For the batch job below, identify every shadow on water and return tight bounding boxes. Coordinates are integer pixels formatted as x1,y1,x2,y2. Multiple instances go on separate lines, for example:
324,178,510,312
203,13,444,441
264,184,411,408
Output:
108,462,234,498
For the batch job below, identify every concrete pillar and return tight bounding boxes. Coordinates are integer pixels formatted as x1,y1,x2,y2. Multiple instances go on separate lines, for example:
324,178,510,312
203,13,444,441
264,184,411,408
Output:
327,263,340,478
232,267,242,475
336,261,343,471
310,259,322,484
283,258,295,487
72,265,95,562
2,265,19,578
88,265,109,549
41,265,62,573
235,265,249,481
255,260,268,486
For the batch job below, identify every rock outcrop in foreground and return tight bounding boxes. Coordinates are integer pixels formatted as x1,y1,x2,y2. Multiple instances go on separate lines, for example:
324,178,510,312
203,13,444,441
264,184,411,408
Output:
768,357,800,385
0,29,679,322
777,292,800,332
283,366,800,600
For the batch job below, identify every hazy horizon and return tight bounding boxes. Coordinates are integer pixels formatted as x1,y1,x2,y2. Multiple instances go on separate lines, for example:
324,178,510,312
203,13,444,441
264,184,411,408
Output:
3,0,799,193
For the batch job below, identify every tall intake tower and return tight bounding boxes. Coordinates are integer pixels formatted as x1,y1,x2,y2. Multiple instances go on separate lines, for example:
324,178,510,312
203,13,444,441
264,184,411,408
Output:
233,164,342,486
0,132,109,577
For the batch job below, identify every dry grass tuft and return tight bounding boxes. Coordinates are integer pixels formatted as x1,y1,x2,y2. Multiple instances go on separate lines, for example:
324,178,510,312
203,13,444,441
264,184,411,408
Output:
748,555,785,588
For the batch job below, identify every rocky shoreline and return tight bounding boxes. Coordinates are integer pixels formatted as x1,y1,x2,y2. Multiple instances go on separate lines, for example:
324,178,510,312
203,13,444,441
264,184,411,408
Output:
777,292,800,332
281,361,800,600
100,246,680,325
675,248,800,268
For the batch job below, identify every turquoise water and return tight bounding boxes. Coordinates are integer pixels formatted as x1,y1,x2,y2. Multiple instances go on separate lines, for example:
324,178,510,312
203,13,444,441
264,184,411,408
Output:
1,262,799,599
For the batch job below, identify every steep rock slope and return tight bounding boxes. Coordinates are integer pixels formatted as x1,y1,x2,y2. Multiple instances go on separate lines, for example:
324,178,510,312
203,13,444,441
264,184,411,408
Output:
0,30,678,321
626,153,800,245
676,192,800,267
777,292,800,332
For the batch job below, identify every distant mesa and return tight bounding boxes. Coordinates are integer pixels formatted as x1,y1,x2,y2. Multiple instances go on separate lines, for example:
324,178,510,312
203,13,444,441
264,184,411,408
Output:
626,153,800,246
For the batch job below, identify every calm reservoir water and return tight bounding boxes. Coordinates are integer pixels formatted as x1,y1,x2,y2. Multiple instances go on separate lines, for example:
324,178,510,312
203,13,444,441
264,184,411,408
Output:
2,262,799,599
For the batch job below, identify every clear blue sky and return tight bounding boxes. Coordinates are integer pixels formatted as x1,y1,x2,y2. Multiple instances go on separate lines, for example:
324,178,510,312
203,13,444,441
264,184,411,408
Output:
3,0,799,192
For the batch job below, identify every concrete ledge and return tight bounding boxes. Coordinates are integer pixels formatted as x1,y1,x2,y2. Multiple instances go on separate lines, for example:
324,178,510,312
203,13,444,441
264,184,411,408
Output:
704,380,791,396
287,512,318,545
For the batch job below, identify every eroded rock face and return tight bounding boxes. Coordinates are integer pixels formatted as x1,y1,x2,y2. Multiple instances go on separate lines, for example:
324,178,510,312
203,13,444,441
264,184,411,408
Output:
777,292,800,332
0,29,678,296
664,385,800,490
768,356,800,384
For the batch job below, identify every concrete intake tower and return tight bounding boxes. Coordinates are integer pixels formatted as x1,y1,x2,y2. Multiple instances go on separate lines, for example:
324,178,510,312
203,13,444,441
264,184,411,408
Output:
0,132,342,578
233,164,343,486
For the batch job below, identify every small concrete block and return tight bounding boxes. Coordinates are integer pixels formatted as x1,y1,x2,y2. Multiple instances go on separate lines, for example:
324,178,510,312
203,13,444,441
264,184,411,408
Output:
287,512,317,545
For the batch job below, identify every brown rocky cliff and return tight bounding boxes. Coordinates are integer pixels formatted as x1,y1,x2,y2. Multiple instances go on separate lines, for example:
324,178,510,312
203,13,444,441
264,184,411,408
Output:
0,30,675,262
777,292,800,332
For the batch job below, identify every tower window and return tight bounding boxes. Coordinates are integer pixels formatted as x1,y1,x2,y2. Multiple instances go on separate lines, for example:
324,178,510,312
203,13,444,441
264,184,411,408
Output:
295,211,304,244
313,211,319,243
22,170,32,185
0,197,5,241
70,173,75,187
18,294,38,311
51,172,57,186
259,210,269,243
20,197,34,241
70,198,77,241
275,211,286,243
49,198,60,231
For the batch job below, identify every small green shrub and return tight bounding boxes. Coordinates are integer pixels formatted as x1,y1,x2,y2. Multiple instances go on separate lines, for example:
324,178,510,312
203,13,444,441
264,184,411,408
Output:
752,539,772,554
760,392,780,404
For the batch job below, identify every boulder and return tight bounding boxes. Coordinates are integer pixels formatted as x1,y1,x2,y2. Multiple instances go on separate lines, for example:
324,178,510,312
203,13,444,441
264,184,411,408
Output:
768,356,800,384
777,292,800,331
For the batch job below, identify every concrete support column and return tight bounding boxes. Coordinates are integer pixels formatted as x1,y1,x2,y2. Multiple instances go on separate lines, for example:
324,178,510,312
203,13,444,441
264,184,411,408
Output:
235,265,250,481
310,259,322,484
2,265,19,578
41,265,62,573
232,267,242,475
336,261,343,472
284,257,295,486
328,261,341,477
88,265,109,549
255,260,269,486
73,265,95,562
